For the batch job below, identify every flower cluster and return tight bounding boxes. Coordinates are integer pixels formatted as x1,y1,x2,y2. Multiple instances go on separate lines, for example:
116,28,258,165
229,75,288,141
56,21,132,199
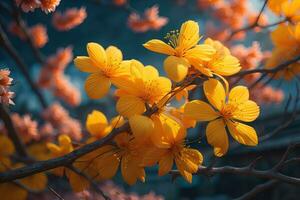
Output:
266,23,300,80
0,69,14,105
52,7,87,31
45,20,260,188
128,5,168,33
38,47,81,106
15,0,61,13
268,0,300,23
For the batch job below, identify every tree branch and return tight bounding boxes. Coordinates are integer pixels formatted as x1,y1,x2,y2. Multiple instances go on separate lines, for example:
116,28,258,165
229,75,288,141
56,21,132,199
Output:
234,180,279,200
233,54,300,78
0,104,28,157
0,123,129,182
0,20,47,108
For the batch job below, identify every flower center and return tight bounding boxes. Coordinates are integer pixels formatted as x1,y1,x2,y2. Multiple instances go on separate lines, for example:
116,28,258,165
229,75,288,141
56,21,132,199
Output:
141,79,161,102
220,103,237,119
171,141,184,155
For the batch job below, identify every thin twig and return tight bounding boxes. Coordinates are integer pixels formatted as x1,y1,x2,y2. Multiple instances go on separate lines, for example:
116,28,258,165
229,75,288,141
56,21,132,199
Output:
10,0,45,63
68,165,110,200
0,104,28,157
234,180,279,200
48,186,65,200
0,20,47,108
233,54,300,78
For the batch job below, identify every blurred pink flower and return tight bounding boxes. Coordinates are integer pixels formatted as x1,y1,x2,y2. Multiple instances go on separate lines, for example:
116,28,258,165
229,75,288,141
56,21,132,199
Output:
43,103,82,140
128,5,168,33
0,69,14,105
40,0,61,13
9,114,40,144
52,7,87,31
29,24,48,48
112,0,127,6
15,0,40,12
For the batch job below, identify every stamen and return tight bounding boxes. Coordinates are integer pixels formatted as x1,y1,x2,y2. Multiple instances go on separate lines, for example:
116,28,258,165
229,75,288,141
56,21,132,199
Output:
164,29,179,48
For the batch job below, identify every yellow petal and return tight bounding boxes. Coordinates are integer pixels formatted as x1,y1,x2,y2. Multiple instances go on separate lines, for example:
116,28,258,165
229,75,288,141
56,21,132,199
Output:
0,135,14,156
74,56,100,73
46,143,60,154
229,86,249,104
185,44,216,62
143,39,176,55
158,153,174,176
19,173,47,191
143,65,159,79
87,42,107,67
203,79,225,110
86,110,108,137
164,56,189,82
178,20,200,51
233,100,260,122
206,119,228,157
268,0,287,15
85,73,111,99
227,121,258,146
155,77,172,97
150,114,176,148
116,95,146,118
184,100,218,121
143,148,168,166
211,55,241,76
0,183,27,200
66,169,90,192
106,45,123,67
94,147,120,180
271,24,296,49
121,154,145,185
129,115,154,141
180,148,203,173
191,61,214,77
175,156,193,183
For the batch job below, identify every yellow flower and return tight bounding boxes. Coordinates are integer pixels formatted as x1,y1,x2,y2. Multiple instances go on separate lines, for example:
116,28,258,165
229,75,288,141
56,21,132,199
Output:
0,136,47,200
74,42,129,99
143,112,203,183
76,132,146,185
268,0,300,23
116,60,172,118
144,20,215,82
0,135,15,171
184,79,260,157
27,143,52,161
266,24,300,80
190,38,241,77
86,110,112,139
174,85,196,102
47,135,90,192
169,106,196,129
266,48,300,80
270,24,300,51
0,171,47,200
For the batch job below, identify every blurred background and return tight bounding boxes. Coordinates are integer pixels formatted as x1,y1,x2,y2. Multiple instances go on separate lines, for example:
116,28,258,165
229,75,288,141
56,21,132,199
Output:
0,0,300,199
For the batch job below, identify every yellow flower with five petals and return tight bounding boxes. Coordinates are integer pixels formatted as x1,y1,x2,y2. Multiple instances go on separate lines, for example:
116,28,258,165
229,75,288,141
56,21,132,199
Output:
143,20,215,82
184,79,260,157
74,42,129,99
116,60,172,118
